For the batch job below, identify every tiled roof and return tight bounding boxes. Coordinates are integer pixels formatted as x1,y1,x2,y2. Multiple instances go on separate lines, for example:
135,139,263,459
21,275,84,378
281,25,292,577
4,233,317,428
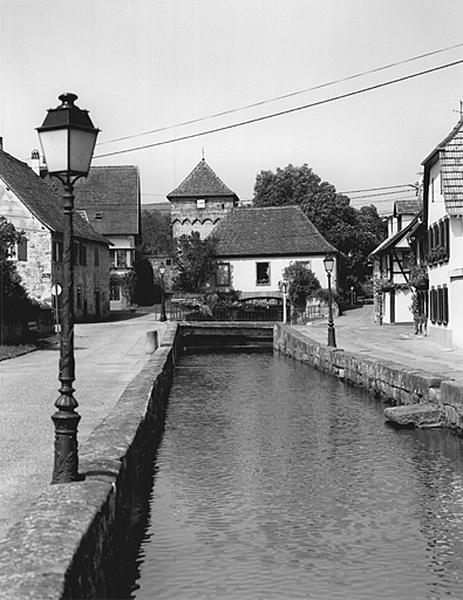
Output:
0,150,107,244
422,118,463,214
393,198,422,216
73,166,140,235
167,159,237,199
212,206,337,257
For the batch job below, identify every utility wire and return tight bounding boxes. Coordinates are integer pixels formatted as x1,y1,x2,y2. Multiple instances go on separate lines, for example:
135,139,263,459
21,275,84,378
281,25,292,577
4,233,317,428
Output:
94,57,463,159
345,189,418,200
340,183,417,194
97,41,463,146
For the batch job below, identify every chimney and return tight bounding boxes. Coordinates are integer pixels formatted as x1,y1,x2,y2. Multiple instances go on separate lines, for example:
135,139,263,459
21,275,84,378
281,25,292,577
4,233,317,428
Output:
30,149,42,175
0,137,3,151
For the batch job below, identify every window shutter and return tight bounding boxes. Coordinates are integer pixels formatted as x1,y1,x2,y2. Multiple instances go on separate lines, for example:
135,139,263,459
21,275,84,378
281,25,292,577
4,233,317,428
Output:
443,286,449,325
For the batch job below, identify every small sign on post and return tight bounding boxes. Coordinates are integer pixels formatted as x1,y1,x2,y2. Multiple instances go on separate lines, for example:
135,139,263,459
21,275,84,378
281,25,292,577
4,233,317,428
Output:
51,283,62,333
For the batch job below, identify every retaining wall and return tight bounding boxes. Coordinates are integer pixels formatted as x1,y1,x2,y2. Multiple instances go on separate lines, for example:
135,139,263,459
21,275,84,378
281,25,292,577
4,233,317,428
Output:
274,323,463,433
0,322,180,600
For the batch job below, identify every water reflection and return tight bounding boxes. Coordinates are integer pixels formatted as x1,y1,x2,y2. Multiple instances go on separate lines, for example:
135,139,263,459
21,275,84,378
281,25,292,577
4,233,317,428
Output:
132,353,463,600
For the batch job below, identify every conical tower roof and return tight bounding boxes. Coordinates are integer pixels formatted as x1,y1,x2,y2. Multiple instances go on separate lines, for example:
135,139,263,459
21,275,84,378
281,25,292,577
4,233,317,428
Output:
167,159,237,198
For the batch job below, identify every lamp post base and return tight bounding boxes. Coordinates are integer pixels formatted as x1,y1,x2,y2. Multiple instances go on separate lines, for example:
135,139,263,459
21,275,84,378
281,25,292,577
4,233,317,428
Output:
51,409,85,484
327,324,336,348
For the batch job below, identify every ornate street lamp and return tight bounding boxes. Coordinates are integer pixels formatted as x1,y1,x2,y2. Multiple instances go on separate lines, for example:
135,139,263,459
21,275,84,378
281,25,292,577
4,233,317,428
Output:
279,279,289,324
323,255,337,348
158,263,167,322
37,93,99,484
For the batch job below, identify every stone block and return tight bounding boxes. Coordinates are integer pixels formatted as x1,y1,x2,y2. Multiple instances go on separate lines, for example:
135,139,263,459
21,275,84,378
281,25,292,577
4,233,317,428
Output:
384,404,443,428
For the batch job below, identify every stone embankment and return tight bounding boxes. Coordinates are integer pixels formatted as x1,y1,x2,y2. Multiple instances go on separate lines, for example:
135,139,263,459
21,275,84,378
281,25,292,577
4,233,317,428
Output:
274,323,463,433
0,322,180,600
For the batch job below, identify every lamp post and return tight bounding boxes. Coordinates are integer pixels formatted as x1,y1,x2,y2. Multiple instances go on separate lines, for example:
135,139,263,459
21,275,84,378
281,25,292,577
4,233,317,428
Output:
37,93,99,484
279,279,289,324
158,263,167,322
323,255,337,348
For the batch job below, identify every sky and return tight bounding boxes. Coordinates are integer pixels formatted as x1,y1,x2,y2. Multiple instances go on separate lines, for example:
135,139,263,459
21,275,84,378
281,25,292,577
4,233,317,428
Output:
1,0,463,215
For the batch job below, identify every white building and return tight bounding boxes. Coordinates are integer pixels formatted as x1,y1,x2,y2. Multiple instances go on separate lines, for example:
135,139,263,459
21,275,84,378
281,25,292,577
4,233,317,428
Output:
212,205,338,299
421,117,463,348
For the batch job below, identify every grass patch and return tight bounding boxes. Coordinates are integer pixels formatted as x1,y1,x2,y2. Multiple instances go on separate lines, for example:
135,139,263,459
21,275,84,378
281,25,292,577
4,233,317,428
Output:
0,343,37,361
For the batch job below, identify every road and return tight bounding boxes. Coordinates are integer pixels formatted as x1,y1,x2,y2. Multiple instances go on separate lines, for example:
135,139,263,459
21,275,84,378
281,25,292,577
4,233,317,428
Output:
0,312,165,540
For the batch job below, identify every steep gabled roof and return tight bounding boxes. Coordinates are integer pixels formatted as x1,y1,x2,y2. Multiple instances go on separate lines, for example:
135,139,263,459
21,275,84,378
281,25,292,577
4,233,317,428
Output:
0,150,107,244
421,118,463,214
167,159,237,199
212,205,337,257
369,216,418,257
73,165,140,235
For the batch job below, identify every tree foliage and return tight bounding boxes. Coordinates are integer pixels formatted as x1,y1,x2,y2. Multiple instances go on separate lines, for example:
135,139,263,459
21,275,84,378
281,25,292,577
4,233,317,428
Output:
173,232,218,293
283,263,321,311
253,164,387,295
0,217,32,322
140,209,173,256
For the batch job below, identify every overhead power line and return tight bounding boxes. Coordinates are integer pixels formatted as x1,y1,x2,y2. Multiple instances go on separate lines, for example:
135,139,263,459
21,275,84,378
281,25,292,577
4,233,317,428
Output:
97,41,463,146
94,57,463,159
340,183,417,194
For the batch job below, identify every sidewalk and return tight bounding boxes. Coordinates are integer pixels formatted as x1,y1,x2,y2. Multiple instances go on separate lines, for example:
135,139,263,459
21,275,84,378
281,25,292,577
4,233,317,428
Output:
0,312,166,541
293,305,463,384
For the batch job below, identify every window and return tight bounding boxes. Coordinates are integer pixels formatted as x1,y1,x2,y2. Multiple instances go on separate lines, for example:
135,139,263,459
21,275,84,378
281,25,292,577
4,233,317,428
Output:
76,286,82,310
197,198,206,209
116,249,128,268
216,263,231,286
94,246,99,267
110,282,121,301
95,212,103,220
53,240,63,263
256,262,270,285
73,241,79,265
431,176,435,203
79,243,87,266
17,237,27,261
110,249,116,268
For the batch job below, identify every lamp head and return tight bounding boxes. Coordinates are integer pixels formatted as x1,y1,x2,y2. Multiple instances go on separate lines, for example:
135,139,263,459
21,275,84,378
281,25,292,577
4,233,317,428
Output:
323,255,335,274
37,93,100,178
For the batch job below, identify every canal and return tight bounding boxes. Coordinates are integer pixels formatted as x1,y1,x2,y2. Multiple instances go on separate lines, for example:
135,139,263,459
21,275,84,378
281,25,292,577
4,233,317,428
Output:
130,351,463,599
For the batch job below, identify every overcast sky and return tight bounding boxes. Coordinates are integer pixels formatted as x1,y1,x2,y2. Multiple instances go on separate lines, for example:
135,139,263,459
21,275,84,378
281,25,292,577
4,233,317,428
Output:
1,0,463,215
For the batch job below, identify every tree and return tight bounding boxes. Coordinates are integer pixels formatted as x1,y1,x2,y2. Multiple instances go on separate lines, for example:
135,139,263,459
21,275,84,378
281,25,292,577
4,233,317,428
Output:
140,209,173,256
283,263,321,312
0,216,32,323
253,164,387,296
173,232,218,293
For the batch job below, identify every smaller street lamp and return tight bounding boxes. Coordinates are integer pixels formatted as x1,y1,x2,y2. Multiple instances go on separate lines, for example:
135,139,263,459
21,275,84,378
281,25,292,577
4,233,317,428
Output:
279,279,289,324
37,93,99,484
323,255,337,348
158,263,167,322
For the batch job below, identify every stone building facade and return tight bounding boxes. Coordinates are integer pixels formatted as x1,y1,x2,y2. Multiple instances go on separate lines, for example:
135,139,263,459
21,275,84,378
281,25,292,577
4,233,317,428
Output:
168,158,238,239
0,147,110,321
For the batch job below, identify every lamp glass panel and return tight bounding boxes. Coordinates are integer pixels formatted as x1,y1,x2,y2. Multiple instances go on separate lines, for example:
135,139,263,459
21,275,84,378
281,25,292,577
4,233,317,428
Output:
69,128,98,175
38,129,68,174
324,257,334,273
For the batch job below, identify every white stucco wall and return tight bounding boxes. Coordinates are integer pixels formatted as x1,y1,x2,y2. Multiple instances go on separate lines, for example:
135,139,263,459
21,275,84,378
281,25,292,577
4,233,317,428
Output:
225,255,337,296
426,159,463,347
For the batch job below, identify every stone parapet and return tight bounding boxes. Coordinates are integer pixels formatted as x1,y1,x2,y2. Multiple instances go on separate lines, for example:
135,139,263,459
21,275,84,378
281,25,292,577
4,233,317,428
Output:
274,323,463,433
0,323,180,599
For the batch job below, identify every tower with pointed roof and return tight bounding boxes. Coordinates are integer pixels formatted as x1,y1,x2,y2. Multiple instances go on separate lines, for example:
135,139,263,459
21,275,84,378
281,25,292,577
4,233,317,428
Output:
167,158,238,239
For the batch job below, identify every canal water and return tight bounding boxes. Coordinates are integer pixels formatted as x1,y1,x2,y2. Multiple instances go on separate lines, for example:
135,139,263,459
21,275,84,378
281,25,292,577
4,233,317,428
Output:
131,352,463,599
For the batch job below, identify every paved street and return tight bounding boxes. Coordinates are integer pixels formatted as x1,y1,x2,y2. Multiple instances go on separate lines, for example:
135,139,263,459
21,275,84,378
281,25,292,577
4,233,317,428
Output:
295,305,463,383
0,312,166,541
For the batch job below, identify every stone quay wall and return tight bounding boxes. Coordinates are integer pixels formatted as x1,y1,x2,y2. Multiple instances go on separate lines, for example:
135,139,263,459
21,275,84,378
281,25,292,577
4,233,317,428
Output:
274,324,463,433
0,322,180,600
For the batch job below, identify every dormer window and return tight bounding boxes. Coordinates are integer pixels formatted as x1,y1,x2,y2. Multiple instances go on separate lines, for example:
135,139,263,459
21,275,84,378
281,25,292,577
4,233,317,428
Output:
197,198,206,209
95,212,103,220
